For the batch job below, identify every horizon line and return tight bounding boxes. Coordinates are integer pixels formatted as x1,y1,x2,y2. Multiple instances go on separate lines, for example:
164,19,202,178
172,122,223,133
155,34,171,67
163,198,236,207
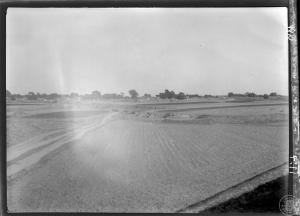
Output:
6,89,287,97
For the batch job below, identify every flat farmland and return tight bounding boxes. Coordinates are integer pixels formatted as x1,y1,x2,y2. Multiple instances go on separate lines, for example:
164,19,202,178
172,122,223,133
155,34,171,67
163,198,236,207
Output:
7,100,289,212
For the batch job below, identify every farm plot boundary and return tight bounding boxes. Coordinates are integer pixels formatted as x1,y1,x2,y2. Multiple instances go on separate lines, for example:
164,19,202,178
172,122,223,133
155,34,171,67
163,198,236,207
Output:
158,103,288,113
177,163,288,213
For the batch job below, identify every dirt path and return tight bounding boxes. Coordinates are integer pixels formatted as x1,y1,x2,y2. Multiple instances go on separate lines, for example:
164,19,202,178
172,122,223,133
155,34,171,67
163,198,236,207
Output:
7,112,119,178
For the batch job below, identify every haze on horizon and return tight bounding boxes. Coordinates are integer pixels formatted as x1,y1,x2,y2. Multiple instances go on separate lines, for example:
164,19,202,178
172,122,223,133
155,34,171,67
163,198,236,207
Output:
6,8,288,96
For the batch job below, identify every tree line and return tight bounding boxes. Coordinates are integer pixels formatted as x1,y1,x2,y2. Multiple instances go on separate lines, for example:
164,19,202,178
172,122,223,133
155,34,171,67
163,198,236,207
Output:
227,92,278,99
6,89,142,101
6,89,279,101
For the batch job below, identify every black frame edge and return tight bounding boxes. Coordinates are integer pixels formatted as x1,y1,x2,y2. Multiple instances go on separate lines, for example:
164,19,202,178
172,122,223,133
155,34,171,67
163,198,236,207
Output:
0,0,296,215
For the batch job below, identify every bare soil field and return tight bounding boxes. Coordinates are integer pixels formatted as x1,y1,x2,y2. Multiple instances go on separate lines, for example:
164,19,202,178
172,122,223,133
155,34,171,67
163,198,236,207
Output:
6,99,289,212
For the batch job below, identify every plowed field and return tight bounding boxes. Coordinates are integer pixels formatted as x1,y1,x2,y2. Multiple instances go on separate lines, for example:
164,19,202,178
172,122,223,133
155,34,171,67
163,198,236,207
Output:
7,102,289,212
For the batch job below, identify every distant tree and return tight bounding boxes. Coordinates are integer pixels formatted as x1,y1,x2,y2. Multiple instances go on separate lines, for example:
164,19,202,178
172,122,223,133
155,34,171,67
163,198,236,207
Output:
156,90,177,99
129,89,139,99
228,92,234,97
6,90,12,97
247,92,256,97
157,92,167,99
48,93,60,100
101,93,124,99
13,94,23,99
270,92,277,96
6,90,17,100
187,94,201,98
176,92,186,100
263,94,269,99
204,94,212,98
144,93,152,98
70,92,79,98
170,91,176,99
91,91,101,100
40,93,48,99
82,94,92,100
163,89,170,99
26,92,37,100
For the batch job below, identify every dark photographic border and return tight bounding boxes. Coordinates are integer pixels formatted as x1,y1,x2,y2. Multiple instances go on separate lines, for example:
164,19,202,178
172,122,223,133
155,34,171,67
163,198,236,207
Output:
0,0,298,215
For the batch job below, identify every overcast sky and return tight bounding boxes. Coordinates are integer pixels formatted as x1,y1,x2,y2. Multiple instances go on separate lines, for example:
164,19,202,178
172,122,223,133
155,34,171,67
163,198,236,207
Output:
6,8,288,96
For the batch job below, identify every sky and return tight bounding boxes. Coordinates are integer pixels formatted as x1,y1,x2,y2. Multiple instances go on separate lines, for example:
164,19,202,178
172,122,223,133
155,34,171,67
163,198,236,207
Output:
6,8,288,96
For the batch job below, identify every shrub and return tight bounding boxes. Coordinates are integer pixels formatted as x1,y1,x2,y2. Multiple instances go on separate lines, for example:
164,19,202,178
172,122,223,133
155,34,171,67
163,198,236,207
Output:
176,92,186,100
228,92,234,97
129,89,139,99
263,94,269,99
